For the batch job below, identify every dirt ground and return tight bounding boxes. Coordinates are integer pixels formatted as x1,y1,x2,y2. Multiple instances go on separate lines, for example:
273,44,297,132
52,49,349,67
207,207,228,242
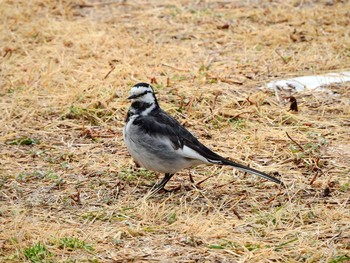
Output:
1,0,350,262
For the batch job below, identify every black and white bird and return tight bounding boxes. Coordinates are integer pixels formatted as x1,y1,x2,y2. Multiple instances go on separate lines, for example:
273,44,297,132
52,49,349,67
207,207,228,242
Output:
123,83,282,192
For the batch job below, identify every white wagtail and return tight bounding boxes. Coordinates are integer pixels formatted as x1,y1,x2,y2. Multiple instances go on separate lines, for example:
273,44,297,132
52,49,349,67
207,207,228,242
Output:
123,83,283,192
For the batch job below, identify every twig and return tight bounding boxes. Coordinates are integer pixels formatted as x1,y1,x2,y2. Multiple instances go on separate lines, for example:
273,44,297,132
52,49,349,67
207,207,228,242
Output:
166,77,170,87
206,73,243,85
216,179,236,189
185,97,195,112
265,188,283,204
150,77,158,84
246,96,255,105
231,207,242,220
218,111,254,119
74,0,128,8
287,96,298,112
176,94,185,110
286,132,304,152
103,66,115,80
69,188,82,205
161,63,190,72
196,174,217,186
210,92,221,113
275,49,288,64
188,173,195,183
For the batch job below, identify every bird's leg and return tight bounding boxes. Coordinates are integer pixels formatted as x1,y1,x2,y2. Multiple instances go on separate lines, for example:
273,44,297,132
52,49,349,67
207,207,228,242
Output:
144,173,171,189
153,173,181,192
155,173,173,190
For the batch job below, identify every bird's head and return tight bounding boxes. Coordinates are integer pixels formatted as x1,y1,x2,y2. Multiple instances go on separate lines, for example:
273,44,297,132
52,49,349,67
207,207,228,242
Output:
127,83,157,104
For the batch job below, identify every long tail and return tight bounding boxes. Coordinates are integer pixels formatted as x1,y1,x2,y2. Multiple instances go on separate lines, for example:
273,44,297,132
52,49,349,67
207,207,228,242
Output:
183,138,283,185
221,159,283,185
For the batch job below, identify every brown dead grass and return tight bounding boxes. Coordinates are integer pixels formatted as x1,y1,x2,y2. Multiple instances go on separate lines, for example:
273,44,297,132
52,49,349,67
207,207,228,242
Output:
1,0,350,262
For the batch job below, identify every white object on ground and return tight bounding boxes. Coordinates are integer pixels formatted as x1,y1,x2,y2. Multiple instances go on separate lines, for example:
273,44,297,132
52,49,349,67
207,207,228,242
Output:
263,71,350,93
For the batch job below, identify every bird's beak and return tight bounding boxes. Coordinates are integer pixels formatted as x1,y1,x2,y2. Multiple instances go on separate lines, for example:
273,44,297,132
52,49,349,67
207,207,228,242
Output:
127,94,137,100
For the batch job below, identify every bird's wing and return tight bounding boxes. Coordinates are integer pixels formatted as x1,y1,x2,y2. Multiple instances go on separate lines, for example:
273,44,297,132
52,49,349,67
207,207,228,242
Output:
133,109,226,163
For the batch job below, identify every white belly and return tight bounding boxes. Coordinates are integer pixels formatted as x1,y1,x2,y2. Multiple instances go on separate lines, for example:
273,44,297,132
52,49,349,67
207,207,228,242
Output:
123,116,203,174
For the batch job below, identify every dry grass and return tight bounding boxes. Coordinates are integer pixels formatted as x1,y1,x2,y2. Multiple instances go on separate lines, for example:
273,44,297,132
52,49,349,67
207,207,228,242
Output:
1,0,350,262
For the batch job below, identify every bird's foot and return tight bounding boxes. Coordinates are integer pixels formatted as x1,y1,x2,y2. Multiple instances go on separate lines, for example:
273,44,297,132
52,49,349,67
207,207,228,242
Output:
183,183,203,191
159,185,181,193
144,182,181,194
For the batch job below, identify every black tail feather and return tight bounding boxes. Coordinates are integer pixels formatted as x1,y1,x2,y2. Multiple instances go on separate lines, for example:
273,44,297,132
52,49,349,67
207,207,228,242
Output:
221,159,283,185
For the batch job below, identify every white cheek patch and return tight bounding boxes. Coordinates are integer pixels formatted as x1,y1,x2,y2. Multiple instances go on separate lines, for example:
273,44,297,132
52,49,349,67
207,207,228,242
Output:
141,92,156,104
